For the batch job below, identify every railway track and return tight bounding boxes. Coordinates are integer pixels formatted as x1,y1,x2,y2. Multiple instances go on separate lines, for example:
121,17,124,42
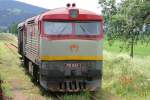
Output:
53,94,63,100
4,43,18,55
10,43,18,49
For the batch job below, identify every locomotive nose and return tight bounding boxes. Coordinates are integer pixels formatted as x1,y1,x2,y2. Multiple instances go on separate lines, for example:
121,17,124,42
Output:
40,39,103,61
39,39,103,92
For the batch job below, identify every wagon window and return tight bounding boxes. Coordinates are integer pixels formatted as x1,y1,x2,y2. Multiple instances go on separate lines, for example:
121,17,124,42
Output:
44,22,72,35
75,22,100,35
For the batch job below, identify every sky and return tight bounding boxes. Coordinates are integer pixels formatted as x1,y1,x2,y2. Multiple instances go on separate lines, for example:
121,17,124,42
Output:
16,0,102,14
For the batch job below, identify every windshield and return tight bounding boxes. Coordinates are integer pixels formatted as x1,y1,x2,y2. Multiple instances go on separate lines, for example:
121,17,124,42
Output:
44,21,100,35
44,22,72,35
75,22,100,35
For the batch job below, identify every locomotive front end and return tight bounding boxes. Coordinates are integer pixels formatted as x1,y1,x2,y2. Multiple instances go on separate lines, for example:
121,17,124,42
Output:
38,8,104,92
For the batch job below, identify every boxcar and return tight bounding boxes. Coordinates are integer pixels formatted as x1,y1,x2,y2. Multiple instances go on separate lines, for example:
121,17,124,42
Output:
18,4,104,92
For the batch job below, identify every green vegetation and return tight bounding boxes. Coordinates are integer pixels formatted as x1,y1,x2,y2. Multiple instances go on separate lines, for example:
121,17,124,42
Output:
9,23,18,35
104,40,150,57
103,51,150,100
0,34,49,99
63,92,91,100
99,0,150,57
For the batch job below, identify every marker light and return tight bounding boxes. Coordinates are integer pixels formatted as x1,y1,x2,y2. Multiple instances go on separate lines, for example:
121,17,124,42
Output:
67,3,71,8
69,9,79,18
72,3,76,7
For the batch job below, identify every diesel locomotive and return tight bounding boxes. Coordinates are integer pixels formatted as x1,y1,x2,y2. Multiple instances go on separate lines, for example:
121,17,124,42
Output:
17,4,104,92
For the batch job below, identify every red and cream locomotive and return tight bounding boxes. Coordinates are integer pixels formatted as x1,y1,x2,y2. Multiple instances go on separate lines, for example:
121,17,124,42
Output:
18,4,104,92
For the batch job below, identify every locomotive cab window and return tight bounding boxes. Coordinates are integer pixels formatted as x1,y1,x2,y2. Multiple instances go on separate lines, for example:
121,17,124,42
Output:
75,22,100,35
44,22,72,35
44,21,101,37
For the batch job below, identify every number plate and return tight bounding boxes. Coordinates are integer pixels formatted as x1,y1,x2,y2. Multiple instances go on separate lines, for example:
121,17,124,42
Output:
64,63,87,72
64,63,82,68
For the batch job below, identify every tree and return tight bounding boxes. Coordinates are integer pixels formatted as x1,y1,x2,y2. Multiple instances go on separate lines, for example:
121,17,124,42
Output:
99,0,150,57
9,23,18,35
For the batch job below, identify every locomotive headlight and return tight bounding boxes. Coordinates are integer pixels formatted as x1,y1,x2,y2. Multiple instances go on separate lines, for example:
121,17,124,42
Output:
69,9,79,18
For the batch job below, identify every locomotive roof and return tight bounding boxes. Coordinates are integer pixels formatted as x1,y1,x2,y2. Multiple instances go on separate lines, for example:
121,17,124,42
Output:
18,7,103,26
38,7,103,21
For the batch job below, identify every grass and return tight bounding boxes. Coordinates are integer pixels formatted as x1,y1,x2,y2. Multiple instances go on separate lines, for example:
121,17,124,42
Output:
104,40,150,57
0,33,150,100
62,92,91,100
0,42,14,98
0,34,50,99
103,51,150,100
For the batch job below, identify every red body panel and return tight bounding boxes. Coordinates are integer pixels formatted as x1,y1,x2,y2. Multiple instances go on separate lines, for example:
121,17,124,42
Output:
39,8,103,21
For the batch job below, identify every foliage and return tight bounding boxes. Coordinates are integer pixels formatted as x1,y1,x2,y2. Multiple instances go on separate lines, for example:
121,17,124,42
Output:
99,0,150,57
104,40,150,57
8,23,18,35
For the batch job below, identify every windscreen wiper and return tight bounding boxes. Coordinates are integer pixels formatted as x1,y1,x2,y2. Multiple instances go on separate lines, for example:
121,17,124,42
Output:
80,25,90,34
80,25,86,33
60,26,67,33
